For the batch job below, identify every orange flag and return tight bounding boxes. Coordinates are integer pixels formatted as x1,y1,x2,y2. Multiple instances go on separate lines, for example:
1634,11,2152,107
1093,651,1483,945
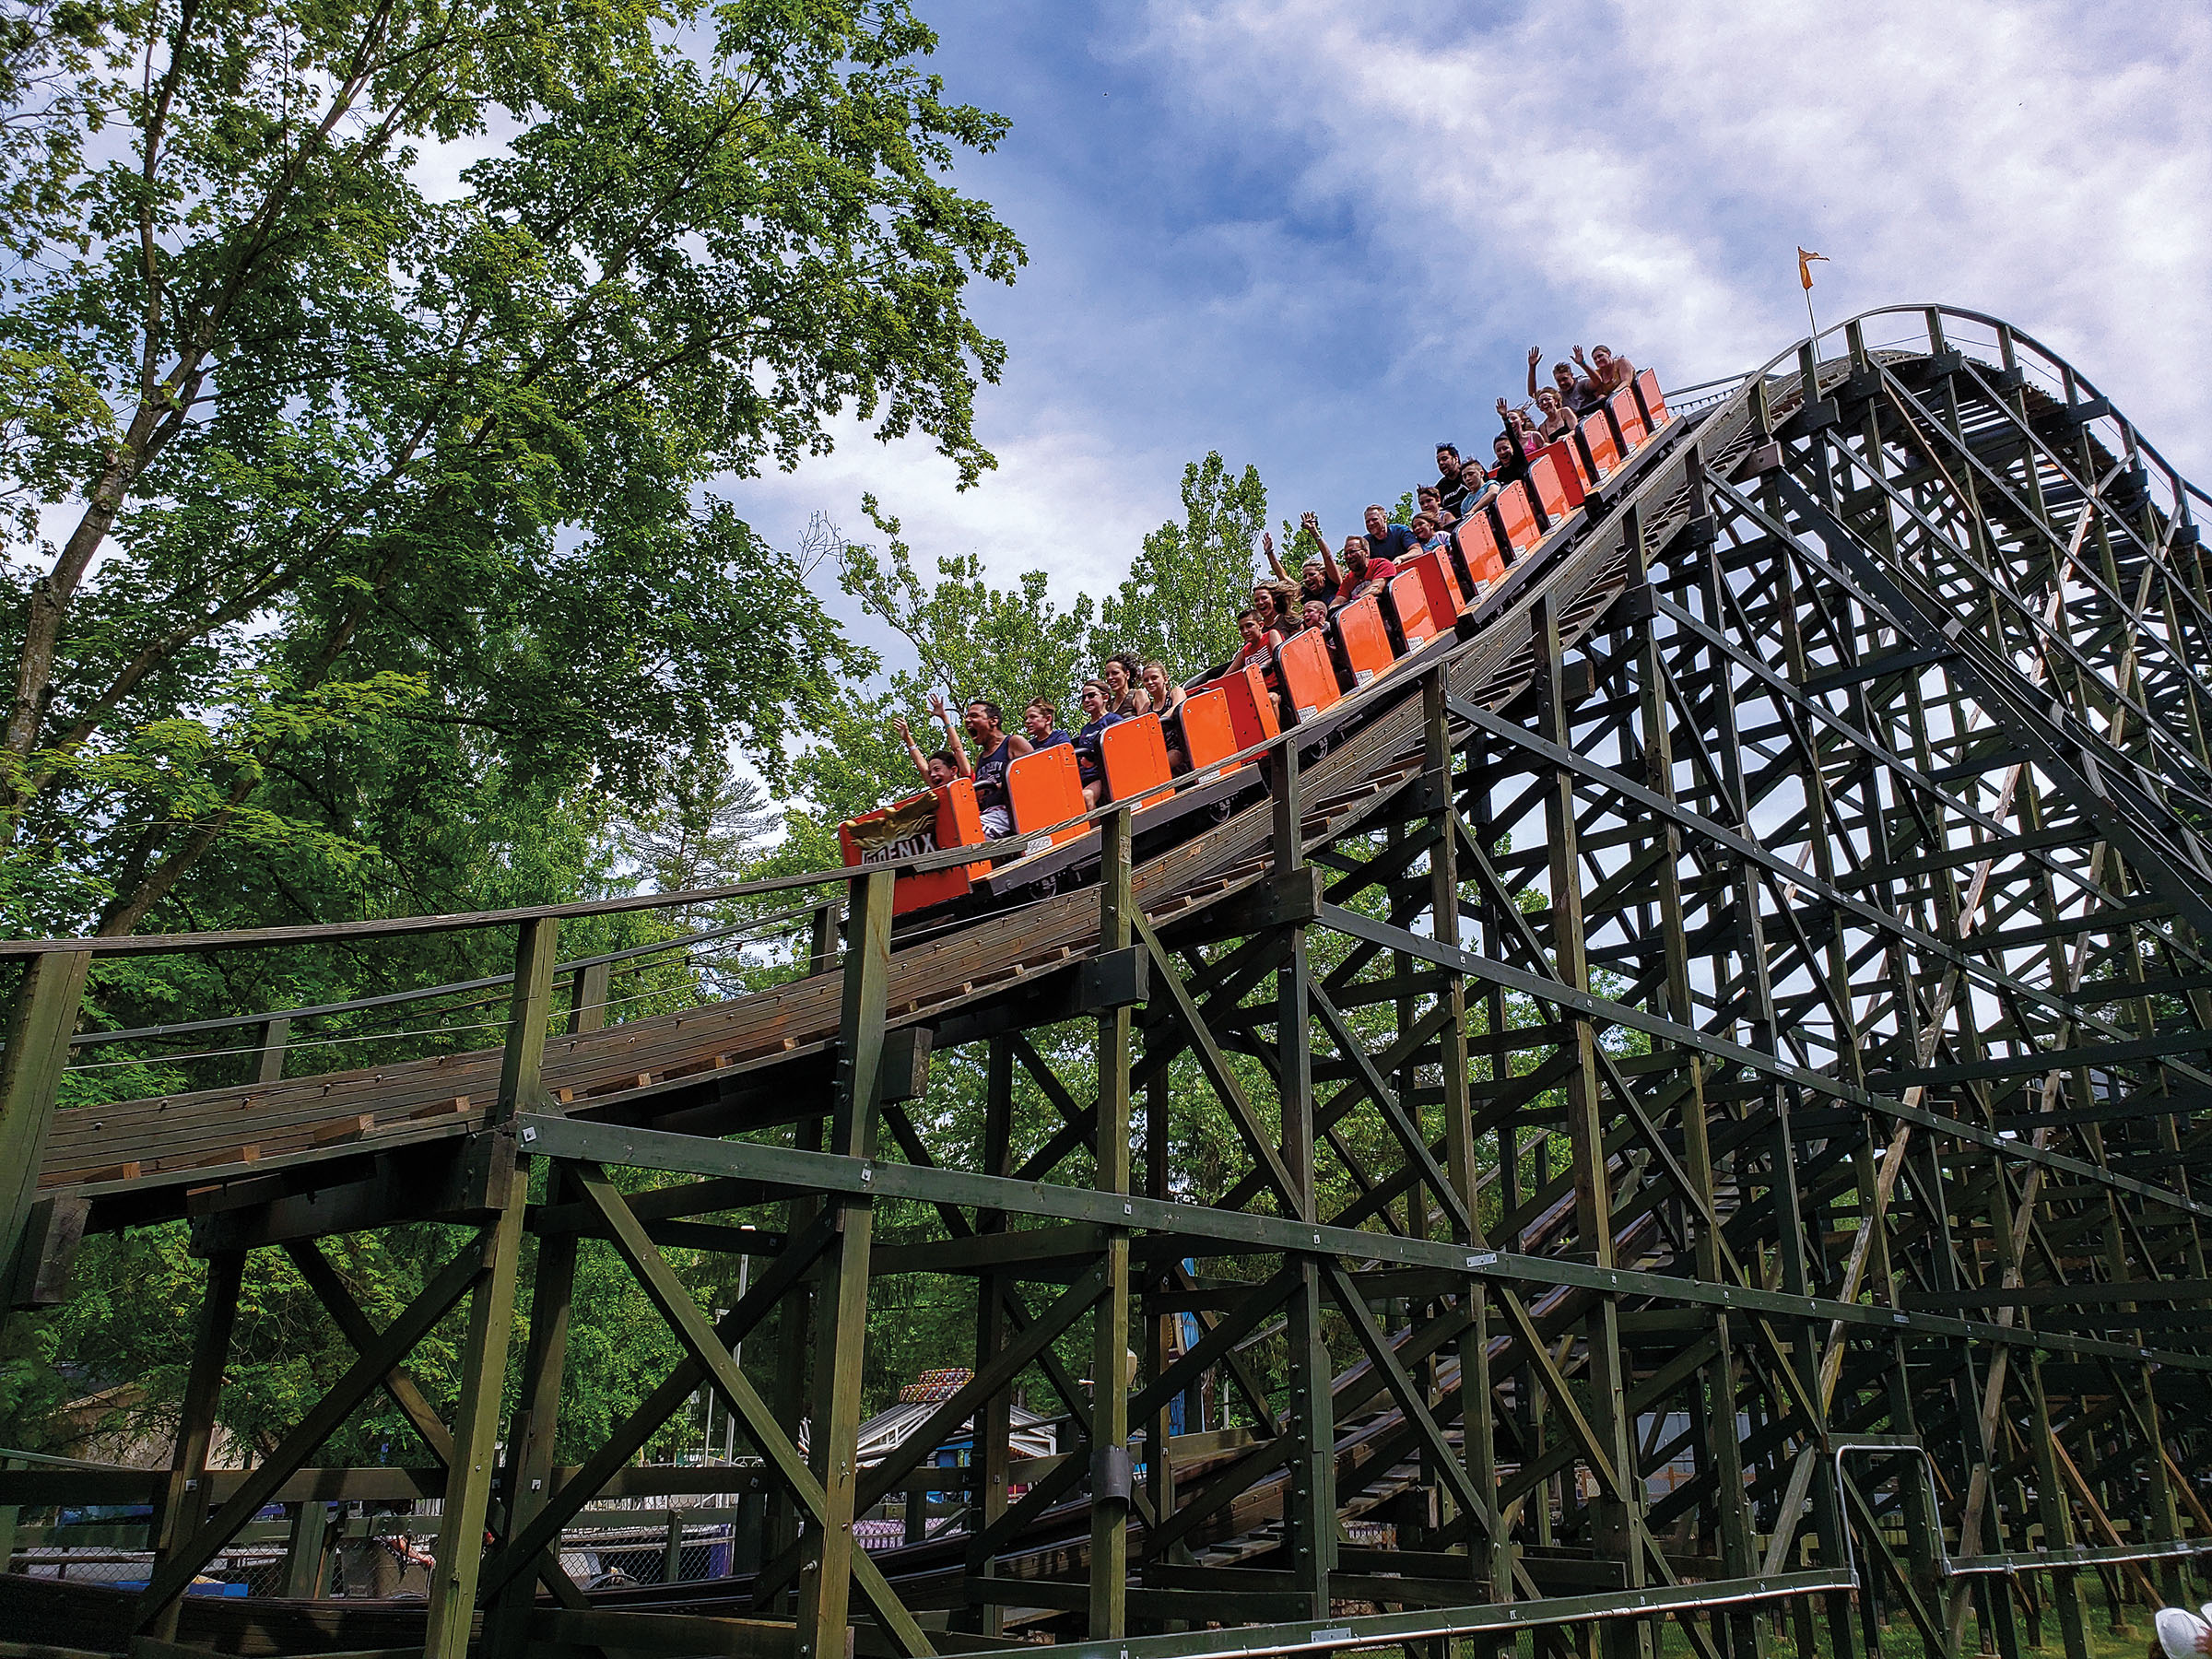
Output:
1798,247,1829,290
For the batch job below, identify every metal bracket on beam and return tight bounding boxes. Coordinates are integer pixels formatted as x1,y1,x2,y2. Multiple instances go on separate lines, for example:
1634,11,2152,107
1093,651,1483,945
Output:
1729,441,1783,481
1402,774,1451,817
1077,947,1149,1014
1089,1445,1133,1504
1783,398,1839,439
1837,370,1884,411
1606,583,1657,631
1673,516,1719,557
1261,868,1323,927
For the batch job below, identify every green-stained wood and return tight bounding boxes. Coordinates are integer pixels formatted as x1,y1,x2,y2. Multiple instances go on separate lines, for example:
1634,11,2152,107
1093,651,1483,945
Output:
420,1182,527,1659
1089,806,1134,1640
140,1251,242,1643
0,951,88,1299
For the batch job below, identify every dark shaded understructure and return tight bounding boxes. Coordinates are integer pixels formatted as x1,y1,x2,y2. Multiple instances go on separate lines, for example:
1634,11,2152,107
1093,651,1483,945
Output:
1,304,2208,1659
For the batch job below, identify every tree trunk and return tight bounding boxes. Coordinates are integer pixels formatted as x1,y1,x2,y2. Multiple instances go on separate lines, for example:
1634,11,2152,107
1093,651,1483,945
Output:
2,445,144,775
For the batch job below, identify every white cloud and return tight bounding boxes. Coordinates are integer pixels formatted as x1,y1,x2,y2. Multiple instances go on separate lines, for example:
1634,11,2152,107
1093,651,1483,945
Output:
712,0,2212,700
735,413,1176,620
1128,0,2212,477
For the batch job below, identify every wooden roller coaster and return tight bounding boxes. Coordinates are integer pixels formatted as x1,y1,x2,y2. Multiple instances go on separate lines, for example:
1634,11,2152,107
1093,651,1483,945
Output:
1,304,2209,1659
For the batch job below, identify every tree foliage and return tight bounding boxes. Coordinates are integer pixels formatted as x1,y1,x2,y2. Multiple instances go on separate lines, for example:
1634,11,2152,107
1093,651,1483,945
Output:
1095,452,1266,677
0,0,1040,1458
0,0,1019,937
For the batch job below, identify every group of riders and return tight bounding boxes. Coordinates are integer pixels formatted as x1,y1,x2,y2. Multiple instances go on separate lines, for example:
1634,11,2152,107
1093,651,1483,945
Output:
885,342,1639,838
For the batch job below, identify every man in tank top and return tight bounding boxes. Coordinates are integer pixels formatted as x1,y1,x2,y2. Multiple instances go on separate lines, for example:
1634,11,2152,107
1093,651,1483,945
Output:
959,700,1030,838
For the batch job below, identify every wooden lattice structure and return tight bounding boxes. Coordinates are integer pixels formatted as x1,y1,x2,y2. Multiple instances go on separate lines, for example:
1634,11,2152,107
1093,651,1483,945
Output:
1,305,2208,1659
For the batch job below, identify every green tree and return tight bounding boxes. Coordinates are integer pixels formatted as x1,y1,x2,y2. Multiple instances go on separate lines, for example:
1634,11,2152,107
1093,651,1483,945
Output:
841,497,1094,719
1094,453,1267,678
750,498,1095,873
619,747,774,905
0,0,1019,937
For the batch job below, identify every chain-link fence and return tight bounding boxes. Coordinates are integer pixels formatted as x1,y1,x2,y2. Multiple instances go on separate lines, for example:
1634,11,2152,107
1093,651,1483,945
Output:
4,1463,1041,1595
3,1493,788,1598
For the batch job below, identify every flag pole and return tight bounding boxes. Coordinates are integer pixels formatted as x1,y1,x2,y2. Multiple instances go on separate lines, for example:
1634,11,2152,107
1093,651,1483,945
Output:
1796,246,1829,359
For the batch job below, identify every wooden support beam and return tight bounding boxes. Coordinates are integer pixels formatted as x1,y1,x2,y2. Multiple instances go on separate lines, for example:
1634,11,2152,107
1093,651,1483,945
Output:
284,1241,458,1467
568,1160,928,1657
1089,807,1134,1641
0,951,88,1301
477,1213,839,1599
141,1250,242,1643
421,1161,526,1659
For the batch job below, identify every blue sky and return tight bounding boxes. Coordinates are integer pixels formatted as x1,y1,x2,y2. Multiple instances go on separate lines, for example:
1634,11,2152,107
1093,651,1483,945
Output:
745,0,2212,657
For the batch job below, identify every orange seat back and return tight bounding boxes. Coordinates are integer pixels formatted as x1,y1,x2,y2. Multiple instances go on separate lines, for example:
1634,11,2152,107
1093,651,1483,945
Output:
1578,412,1620,481
1335,597,1395,688
1100,713,1173,808
1527,450,1573,525
1610,386,1648,450
1275,628,1341,725
1178,688,1241,777
839,782,989,917
1006,744,1088,856
1405,548,1463,623
1457,513,1507,588
1491,480,1540,551
1537,442,1586,510
1634,368,1668,431
1384,568,1440,653
1202,663,1280,754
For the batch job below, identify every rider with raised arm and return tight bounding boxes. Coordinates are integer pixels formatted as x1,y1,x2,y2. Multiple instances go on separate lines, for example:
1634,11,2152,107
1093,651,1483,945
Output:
959,700,1031,839
1574,343,1635,395
1267,528,1339,614
1526,345,1603,417
895,695,966,786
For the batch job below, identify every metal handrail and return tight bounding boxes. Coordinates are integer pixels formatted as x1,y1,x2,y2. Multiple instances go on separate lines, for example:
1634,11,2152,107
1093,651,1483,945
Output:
54,900,825,1053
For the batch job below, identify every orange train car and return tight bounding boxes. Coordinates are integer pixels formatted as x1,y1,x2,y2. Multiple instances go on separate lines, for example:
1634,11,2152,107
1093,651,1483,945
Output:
1275,627,1342,726
1100,713,1175,808
1577,413,1620,485
1491,479,1541,554
1609,385,1648,453
1383,567,1441,654
1335,598,1395,688
1406,545,1465,622
843,372,1676,915
1178,688,1242,777
1526,449,1574,527
840,781,992,917
1200,661,1280,755
1457,512,1508,589
1535,441,1587,512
